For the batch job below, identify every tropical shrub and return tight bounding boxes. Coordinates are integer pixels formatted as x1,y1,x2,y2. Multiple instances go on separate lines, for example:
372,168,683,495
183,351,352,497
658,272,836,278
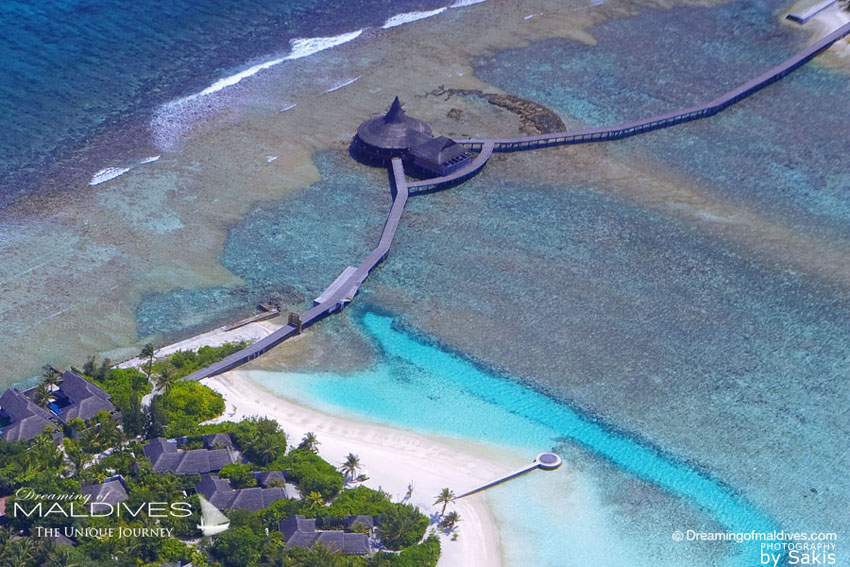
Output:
375,503,429,551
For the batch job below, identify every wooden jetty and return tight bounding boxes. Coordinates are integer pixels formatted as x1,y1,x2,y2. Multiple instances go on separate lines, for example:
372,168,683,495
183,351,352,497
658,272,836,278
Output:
179,22,850,383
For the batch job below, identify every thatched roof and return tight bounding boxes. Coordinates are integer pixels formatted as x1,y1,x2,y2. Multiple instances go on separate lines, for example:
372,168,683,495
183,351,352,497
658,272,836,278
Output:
355,97,432,150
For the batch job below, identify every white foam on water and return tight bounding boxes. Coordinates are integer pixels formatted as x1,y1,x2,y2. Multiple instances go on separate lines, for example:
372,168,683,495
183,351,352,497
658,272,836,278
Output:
197,29,363,97
150,29,363,151
198,56,284,96
89,167,131,186
279,104,297,112
285,29,363,61
325,76,361,93
266,156,278,163
450,0,487,7
140,155,161,164
381,8,447,29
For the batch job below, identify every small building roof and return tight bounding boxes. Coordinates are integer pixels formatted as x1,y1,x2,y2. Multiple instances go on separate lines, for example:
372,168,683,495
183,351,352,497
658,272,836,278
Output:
202,433,234,450
82,479,128,508
279,515,317,540
196,474,289,512
144,438,235,475
51,532,75,546
255,470,287,488
345,515,375,530
409,136,470,165
54,370,116,423
315,531,370,555
0,389,56,442
279,515,370,555
355,97,433,151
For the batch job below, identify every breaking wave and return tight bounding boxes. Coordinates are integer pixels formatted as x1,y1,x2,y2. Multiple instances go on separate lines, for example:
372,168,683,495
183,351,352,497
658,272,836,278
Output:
381,8,447,29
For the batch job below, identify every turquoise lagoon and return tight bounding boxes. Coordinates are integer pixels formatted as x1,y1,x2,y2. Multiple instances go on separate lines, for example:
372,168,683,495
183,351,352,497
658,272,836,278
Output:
248,310,774,567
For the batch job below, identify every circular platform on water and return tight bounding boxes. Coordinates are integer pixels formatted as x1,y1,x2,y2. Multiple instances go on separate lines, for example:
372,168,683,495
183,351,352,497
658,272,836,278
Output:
535,452,562,470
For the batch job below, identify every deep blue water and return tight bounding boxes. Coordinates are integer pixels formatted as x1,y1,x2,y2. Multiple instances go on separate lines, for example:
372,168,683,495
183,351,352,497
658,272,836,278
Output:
0,0,447,205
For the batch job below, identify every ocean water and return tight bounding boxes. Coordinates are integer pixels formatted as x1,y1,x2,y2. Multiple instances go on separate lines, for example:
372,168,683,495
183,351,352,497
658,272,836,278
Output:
0,0,450,205
473,0,850,239
1,0,847,562
134,151,388,337
248,310,773,567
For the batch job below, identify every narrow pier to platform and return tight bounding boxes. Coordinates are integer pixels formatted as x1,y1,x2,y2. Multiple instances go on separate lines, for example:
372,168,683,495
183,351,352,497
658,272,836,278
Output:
456,453,563,499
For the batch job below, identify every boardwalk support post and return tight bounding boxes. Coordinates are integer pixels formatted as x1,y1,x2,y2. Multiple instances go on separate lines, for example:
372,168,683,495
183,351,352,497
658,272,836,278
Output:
288,312,302,334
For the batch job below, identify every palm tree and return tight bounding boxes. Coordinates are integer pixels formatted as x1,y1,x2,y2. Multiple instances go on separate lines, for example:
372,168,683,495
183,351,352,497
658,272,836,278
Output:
155,366,175,395
434,487,455,516
440,511,461,532
31,383,55,408
1,539,33,566
140,343,156,377
305,490,325,512
64,439,89,477
298,431,320,453
303,543,341,567
339,453,361,481
249,417,285,465
41,367,61,389
47,546,78,567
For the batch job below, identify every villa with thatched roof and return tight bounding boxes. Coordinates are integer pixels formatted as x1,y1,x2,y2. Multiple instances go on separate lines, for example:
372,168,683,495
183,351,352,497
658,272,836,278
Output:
352,97,473,176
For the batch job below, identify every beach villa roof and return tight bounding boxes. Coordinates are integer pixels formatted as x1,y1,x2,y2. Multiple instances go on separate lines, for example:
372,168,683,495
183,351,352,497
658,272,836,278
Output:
54,370,116,423
143,437,235,475
355,97,433,151
0,388,56,442
202,433,234,450
195,474,290,512
279,514,370,555
82,479,128,509
345,514,376,531
255,470,286,487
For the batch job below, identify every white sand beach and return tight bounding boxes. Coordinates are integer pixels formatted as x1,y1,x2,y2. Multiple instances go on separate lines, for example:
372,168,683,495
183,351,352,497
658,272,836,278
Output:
116,318,282,369
204,371,522,567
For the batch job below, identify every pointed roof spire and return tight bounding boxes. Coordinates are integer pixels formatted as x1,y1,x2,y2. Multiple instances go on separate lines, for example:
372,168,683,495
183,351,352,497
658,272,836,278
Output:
384,97,406,123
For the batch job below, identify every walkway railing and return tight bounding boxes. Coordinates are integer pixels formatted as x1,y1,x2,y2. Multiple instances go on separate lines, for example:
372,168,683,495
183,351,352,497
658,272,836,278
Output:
182,159,410,382
408,141,495,193
179,22,850,382
461,21,850,153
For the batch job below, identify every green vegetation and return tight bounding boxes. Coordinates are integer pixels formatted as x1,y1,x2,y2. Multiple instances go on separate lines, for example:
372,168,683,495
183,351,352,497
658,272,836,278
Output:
434,487,455,516
375,502,430,550
371,535,441,567
155,381,225,436
151,342,248,380
280,447,344,500
325,485,394,517
0,342,440,567
298,431,320,453
339,452,361,481
219,463,257,488
439,511,461,532
90,367,152,437
233,416,288,466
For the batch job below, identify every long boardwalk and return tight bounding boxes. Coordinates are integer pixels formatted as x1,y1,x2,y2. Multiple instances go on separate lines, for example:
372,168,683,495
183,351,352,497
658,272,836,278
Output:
462,21,850,153
183,159,409,382
181,23,848,382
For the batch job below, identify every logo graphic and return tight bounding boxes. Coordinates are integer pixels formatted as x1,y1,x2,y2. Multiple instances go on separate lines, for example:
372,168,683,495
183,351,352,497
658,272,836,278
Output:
197,495,229,536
